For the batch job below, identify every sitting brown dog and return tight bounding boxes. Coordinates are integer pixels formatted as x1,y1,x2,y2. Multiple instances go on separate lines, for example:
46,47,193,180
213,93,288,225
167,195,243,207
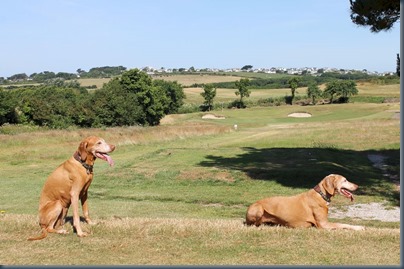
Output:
28,136,115,240
245,174,365,230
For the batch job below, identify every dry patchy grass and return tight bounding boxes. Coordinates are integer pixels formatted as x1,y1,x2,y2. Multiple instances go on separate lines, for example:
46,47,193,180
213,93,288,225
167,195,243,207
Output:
1,213,400,265
0,122,232,153
356,82,400,97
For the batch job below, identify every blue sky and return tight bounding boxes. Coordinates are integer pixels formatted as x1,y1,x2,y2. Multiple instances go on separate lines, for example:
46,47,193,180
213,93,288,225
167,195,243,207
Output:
1,0,400,77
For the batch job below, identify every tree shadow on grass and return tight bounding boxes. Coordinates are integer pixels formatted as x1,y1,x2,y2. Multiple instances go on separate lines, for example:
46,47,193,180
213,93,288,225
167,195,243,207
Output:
199,147,399,206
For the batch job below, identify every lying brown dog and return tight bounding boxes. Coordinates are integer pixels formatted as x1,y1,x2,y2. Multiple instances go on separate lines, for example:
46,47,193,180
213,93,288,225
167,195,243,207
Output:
28,136,115,240
245,174,365,230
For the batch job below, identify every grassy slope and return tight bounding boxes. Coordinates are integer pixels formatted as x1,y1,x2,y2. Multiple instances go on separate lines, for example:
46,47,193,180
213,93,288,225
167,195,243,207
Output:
0,82,400,265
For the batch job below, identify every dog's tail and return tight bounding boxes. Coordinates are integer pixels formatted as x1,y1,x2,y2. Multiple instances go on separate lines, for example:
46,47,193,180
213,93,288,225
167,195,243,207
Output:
27,228,47,241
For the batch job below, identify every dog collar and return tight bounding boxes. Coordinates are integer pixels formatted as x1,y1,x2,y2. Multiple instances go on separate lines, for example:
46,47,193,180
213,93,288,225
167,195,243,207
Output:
313,185,331,203
73,151,93,174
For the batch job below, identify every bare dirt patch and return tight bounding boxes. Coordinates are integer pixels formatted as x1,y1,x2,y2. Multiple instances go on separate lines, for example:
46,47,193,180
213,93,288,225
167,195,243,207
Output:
287,112,312,118
202,113,226,120
329,202,400,222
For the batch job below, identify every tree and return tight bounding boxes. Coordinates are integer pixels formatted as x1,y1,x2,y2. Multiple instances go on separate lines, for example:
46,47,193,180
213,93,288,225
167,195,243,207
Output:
55,72,76,80
153,80,185,114
120,68,153,93
349,0,400,33
235,78,250,107
287,77,301,104
339,80,359,102
307,83,322,104
0,89,16,125
120,69,167,126
10,86,88,128
91,78,144,127
324,80,339,103
91,69,185,127
77,68,85,75
31,71,56,82
79,66,127,78
241,65,253,71
200,84,216,111
7,73,28,81
324,80,358,103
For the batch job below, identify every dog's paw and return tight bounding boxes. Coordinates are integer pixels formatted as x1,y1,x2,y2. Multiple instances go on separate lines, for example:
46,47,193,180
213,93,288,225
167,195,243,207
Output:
56,229,69,235
86,219,98,226
77,231,88,237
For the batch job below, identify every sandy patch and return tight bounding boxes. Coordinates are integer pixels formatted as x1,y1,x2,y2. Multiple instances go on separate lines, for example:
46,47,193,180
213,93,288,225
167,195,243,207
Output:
329,202,400,222
202,114,226,120
288,112,312,118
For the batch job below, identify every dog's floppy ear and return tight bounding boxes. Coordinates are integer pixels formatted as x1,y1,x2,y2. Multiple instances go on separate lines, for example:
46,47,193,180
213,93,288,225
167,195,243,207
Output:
78,141,88,161
322,174,336,196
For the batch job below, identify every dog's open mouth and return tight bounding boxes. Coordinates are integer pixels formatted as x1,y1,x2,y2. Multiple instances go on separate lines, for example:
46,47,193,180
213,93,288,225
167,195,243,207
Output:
95,152,114,166
340,188,354,202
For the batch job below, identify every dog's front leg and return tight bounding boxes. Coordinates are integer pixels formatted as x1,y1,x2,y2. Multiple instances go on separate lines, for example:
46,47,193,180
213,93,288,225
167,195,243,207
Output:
318,220,365,230
81,191,96,225
70,188,87,237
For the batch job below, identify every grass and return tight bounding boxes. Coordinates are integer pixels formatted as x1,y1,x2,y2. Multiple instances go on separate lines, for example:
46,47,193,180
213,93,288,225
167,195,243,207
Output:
0,82,400,265
1,215,400,265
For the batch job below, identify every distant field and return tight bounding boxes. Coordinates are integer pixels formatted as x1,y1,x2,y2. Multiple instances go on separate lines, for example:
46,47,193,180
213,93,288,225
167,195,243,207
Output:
182,82,400,104
77,78,112,89
356,82,400,97
77,73,293,88
77,75,243,88
183,87,296,104
76,76,400,105
152,74,243,87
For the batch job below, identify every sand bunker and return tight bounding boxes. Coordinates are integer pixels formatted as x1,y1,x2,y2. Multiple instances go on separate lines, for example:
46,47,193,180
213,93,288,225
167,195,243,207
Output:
202,114,226,120
288,112,312,118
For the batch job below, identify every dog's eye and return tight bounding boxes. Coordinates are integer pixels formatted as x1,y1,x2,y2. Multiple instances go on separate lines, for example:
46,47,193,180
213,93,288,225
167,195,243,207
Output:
97,141,102,145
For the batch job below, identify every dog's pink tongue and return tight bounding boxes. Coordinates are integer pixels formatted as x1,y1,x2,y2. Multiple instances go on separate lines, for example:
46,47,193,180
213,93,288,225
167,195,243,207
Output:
96,153,114,166
341,189,354,202
104,154,114,166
